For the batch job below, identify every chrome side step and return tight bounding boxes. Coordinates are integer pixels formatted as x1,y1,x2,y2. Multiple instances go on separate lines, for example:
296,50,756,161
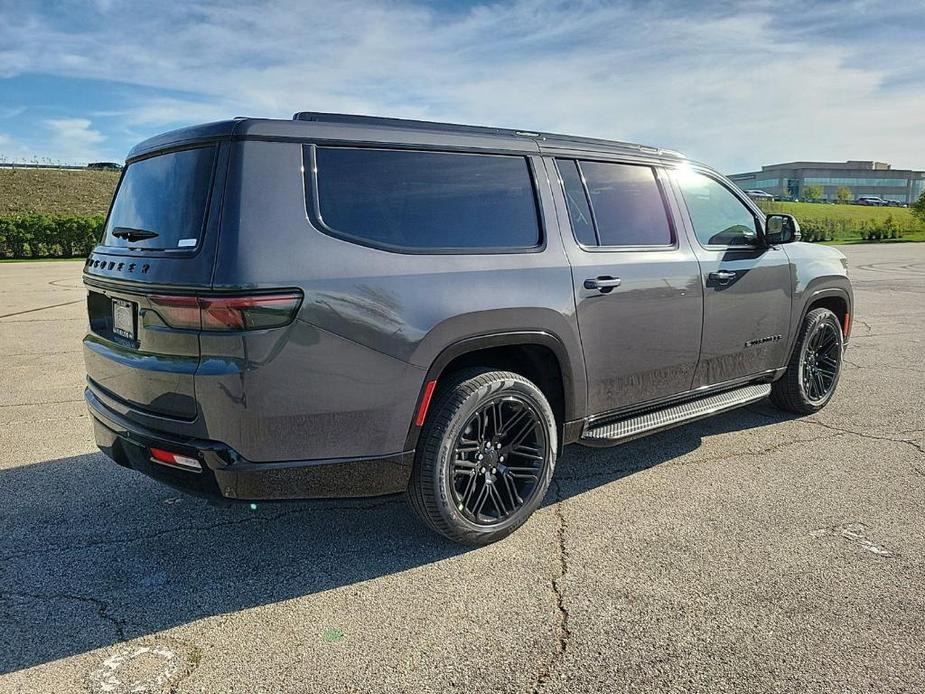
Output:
579,383,772,447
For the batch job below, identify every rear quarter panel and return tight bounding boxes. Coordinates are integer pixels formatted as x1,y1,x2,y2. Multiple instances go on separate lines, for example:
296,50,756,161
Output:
207,139,584,461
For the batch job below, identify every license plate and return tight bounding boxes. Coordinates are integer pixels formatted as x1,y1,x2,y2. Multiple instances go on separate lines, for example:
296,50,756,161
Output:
112,299,136,340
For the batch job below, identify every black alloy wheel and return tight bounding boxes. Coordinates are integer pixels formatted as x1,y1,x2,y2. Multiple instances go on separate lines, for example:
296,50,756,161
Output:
407,369,557,546
450,395,549,525
801,319,842,402
770,307,844,414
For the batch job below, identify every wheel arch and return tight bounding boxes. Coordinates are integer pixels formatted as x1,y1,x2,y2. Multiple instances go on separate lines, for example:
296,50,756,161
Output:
404,331,582,452
784,283,853,366
806,292,850,332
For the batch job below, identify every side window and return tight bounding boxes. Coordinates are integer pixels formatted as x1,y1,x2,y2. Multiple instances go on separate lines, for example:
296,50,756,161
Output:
580,161,673,246
556,159,597,246
309,146,541,251
676,171,759,247
556,159,673,247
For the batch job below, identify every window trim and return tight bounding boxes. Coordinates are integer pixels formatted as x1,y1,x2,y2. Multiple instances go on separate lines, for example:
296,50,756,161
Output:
673,167,766,252
554,158,599,246
303,144,546,255
553,157,678,253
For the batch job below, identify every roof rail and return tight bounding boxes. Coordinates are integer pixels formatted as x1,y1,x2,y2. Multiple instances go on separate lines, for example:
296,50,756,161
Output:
292,111,526,138
291,111,684,158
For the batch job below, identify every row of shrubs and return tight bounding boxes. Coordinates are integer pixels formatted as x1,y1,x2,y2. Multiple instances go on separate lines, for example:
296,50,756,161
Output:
0,210,917,259
796,215,910,243
0,214,104,259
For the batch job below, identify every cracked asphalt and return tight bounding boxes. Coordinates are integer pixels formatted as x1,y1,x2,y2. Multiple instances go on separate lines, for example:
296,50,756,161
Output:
1,244,923,693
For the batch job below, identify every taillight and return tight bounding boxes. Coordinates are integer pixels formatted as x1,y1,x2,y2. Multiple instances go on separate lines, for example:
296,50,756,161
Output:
148,295,200,329
149,292,302,331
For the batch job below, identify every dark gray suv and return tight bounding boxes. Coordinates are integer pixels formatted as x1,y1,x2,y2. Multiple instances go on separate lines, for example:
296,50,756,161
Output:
83,113,852,545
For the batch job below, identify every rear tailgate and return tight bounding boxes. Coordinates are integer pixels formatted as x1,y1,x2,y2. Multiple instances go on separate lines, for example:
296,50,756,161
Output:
83,142,229,421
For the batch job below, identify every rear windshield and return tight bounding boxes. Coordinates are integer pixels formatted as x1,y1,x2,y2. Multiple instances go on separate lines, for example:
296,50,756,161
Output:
102,145,216,250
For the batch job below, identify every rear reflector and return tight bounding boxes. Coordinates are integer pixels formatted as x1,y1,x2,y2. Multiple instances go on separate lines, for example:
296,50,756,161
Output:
843,312,851,337
150,447,202,472
149,292,303,331
415,379,438,427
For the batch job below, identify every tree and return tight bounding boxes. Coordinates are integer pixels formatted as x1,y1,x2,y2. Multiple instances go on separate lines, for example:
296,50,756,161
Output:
835,186,852,203
803,184,823,201
912,191,925,225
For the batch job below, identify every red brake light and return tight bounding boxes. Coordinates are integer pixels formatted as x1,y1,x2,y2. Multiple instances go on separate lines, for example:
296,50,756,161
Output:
149,292,302,331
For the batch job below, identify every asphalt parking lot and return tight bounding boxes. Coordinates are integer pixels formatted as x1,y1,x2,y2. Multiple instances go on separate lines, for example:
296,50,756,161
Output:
1,244,923,694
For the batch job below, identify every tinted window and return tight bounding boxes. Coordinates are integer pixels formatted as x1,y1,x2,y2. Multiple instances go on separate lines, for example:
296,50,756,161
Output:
677,171,758,247
579,161,673,246
312,147,540,251
556,159,597,246
103,146,216,250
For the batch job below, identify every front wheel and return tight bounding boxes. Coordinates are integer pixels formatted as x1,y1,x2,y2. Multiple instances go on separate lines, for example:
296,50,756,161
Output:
407,369,557,546
770,307,844,414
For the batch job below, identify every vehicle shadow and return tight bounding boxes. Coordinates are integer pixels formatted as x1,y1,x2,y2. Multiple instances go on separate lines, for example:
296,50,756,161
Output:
0,403,791,674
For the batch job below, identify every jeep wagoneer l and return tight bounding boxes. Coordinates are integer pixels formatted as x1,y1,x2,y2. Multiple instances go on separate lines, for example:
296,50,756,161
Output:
84,113,852,545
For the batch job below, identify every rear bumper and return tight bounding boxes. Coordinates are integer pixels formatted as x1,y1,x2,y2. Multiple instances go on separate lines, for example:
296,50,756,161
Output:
86,387,413,501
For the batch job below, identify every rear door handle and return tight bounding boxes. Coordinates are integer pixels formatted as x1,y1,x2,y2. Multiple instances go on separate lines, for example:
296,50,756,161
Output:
709,270,737,283
583,276,622,293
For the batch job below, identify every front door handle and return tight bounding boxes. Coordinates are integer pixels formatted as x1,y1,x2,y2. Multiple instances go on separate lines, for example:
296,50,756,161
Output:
584,276,622,293
709,270,737,284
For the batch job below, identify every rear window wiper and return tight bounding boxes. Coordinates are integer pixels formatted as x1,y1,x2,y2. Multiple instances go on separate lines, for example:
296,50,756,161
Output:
112,226,159,241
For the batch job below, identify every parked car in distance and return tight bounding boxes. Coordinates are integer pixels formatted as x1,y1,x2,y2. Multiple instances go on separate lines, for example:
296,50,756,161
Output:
87,161,123,171
744,189,775,200
83,113,853,545
855,196,889,206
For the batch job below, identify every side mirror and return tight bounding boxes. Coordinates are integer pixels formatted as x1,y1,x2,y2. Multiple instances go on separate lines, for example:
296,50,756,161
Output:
765,214,801,244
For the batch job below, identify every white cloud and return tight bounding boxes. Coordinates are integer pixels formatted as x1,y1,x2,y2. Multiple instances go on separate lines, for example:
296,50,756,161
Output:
1,1,924,171
43,118,106,164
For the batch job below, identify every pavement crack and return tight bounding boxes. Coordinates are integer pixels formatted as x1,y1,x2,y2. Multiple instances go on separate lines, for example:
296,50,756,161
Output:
4,414,87,425
0,590,126,641
0,398,85,408
692,432,846,466
558,432,844,484
531,481,572,693
839,357,925,374
0,299,83,320
802,419,925,463
0,498,402,564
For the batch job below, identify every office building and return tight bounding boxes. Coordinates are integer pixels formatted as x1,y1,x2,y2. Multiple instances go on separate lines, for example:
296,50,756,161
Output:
729,161,925,204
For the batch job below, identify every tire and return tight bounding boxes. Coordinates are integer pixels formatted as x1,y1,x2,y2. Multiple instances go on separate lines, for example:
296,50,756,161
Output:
407,369,557,546
770,307,844,414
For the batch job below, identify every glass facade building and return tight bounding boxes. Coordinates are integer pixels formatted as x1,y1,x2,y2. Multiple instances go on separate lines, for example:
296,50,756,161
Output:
729,161,925,204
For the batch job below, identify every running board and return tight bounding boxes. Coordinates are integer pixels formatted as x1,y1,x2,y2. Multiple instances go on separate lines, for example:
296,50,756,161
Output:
579,383,771,447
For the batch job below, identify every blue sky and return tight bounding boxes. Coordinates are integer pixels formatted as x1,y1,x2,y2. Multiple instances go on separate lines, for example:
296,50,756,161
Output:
1,0,923,172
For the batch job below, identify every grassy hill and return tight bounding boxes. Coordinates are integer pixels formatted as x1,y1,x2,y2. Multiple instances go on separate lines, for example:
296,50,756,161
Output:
0,167,119,216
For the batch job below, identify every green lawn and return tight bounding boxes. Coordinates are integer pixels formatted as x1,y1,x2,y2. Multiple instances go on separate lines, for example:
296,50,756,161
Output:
759,200,918,224
757,200,925,243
